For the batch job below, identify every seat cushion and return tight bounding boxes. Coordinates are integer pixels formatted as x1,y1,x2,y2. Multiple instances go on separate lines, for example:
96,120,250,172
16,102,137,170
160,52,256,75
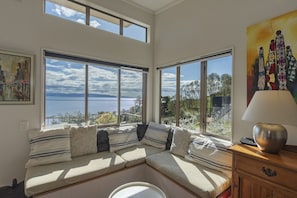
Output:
25,152,126,197
116,145,163,167
146,151,231,198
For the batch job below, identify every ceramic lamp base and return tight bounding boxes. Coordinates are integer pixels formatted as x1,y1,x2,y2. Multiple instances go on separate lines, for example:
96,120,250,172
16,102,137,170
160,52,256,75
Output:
253,123,287,154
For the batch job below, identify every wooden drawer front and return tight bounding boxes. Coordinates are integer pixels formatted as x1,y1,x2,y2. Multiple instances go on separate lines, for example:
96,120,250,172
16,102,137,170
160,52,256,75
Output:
235,155,297,191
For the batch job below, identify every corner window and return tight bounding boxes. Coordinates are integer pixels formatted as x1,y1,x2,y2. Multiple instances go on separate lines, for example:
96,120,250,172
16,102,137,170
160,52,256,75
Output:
160,50,233,139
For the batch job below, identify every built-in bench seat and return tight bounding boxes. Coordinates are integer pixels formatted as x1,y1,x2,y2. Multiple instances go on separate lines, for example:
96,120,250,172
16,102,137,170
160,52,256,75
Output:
24,123,232,198
146,151,231,198
25,151,126,197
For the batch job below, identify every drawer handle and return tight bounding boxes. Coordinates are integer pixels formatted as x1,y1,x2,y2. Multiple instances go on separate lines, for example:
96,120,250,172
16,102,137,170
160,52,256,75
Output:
262,167,277,177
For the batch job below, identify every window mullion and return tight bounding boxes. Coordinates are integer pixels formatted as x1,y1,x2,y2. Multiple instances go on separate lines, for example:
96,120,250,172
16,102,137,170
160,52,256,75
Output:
176,66,181,126
85,64,89,125
142,73,147,123
120,19,124,35
86,7,90,25
117,69,121,124
200,61,207,133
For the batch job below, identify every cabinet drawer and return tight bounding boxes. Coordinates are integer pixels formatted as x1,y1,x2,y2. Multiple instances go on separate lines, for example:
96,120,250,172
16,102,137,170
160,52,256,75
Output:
235,154,297,190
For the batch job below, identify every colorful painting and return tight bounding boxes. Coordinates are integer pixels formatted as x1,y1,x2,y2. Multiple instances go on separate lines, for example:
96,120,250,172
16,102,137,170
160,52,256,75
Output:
0,50,34,104
247,9,297,105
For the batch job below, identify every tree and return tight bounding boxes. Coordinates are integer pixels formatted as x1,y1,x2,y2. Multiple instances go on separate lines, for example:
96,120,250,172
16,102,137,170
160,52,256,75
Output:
96,112,117,124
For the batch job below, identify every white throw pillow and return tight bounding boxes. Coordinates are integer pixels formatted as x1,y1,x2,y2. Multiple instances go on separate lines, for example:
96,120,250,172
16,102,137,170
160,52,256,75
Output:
26,128,71,168
108,125,139,152
70,125,97,157
141,122,170,150
170,127,191,157
185,135,233,174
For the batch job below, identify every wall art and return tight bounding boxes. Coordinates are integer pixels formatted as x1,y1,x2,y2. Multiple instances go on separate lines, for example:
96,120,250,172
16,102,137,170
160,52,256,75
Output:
0,50,34,104
247,9,297,105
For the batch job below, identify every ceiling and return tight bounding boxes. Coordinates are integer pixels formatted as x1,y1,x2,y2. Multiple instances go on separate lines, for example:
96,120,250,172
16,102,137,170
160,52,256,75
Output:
122,0,184,14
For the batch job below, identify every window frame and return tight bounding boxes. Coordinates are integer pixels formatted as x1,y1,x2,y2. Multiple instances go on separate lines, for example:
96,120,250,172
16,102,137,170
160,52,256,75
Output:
159,49,233,140
43,50,148,127
44,0,149,43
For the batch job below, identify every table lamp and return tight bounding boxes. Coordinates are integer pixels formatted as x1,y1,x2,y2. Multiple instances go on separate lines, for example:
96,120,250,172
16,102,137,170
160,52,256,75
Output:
242,90,297,153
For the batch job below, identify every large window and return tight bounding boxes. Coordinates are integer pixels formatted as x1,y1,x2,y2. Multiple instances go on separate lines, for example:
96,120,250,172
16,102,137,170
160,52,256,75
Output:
160,50,233,139
44,51,147,127
44,0,149,43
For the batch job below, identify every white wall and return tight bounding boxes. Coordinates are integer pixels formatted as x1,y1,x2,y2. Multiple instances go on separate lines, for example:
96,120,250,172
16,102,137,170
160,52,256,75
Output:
0,0,153,186
153,0,297,144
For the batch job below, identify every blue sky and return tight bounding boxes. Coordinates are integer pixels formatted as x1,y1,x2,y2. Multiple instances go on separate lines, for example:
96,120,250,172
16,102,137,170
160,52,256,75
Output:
162,56,232,96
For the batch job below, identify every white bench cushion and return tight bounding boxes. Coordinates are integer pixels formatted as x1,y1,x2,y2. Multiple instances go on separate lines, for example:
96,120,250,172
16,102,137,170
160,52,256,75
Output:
146,151,231,198
116,145,163,167
25,152,126,197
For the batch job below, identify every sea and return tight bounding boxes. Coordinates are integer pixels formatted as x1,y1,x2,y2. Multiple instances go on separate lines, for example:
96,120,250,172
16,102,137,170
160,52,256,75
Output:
45,96,137,117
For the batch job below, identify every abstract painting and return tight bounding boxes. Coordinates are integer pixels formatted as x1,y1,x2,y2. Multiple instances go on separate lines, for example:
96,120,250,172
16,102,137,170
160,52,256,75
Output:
0,50,34,104
247,9,297,105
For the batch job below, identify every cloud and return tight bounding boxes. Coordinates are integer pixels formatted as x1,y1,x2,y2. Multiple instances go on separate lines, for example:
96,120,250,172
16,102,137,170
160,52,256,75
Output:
54,5,77,17
46,60,143,97
90,20,101,28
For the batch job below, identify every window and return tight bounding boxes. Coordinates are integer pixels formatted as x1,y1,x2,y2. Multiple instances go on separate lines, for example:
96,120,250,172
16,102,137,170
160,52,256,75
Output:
44,51,147,127
160,50,233,139
90,9,120,34
123,21,147,43
45,0,86,25
44,0,149,43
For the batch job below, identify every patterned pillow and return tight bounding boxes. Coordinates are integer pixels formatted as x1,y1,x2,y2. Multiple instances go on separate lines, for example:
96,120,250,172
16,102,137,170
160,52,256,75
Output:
170,127,191,157
26,128,71,168
185,135,232,174
70,125,97,157
141,122,171,150
108,125,139,152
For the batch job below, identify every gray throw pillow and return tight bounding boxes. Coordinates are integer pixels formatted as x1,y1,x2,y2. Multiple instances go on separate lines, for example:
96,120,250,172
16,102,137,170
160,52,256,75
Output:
170,127,191,157
70,125,97,157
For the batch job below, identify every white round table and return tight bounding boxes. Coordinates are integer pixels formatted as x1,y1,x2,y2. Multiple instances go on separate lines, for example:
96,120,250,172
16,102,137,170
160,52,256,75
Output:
109,182,166,198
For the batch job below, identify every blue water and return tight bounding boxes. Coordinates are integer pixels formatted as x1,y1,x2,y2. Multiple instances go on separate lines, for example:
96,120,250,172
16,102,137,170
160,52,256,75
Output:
46,96,136,116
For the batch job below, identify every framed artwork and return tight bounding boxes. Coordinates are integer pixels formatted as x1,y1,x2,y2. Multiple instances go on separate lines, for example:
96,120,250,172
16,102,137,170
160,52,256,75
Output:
0,50,34,104
247,9,297,105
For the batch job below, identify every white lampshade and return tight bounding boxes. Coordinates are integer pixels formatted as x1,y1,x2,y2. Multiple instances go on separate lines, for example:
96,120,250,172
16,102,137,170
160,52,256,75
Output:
242,90,297,126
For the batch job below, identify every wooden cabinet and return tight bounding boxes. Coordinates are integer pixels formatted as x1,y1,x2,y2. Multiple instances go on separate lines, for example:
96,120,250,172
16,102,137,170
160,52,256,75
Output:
230,144,297,198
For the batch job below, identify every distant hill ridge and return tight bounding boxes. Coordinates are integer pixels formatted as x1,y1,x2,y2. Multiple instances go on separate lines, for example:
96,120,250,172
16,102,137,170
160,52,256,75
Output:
46,93,116,98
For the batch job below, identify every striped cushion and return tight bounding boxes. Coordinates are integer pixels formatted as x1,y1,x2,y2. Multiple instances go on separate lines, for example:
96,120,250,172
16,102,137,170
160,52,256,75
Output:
141,122,171,150
108,125,139,152
26,128,71,168
185,135,232,174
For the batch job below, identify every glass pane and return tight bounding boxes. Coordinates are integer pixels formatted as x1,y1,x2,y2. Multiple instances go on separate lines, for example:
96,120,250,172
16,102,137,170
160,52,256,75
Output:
45,58,86,127
206,55,232,138
123,21,146,42
90,9,120,34
88,65,118,125
180,61,201,130
160,67,177,125
120,69,143,124
45,0,86,25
